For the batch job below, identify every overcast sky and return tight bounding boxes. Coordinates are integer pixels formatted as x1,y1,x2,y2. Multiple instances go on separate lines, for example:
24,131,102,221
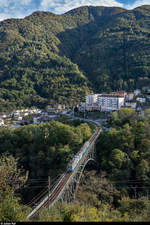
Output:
0,0,149,21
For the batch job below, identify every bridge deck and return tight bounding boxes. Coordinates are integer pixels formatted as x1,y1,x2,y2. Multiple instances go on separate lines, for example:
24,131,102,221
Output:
27,120,101,220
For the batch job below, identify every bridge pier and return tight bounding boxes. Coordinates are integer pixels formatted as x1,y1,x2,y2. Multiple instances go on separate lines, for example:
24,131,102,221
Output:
56,142,97,204
27,126,101,220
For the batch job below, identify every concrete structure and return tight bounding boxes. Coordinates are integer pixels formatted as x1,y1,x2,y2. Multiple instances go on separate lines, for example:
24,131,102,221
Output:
78,103,86,112
85,103,100,111
136,97,146,103
26,123,101,220
97,94,125,112
126,93,134,101
17,116,23,121
146,95,150,100
0,119,4,126
125,102,137,109
86,94,99,105
85,94,99,111
33,117,39,124
92,103,101,111
134,89,141,96
112,91,127,98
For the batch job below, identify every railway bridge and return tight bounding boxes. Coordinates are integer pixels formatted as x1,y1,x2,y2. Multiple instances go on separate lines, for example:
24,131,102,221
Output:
27,120,101,220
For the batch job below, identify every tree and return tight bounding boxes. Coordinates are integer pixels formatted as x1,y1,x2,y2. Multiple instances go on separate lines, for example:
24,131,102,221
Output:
110,108,136,126
77,171,120,207
109,149,129,169
0,188,30,222
118,197,150,221
0,153,29,191
0,154,30,221
144,108,150,119
135,159,149,180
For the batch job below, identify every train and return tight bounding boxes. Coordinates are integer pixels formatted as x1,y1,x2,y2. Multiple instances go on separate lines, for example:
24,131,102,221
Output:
66,121,101,173
67,141,90,172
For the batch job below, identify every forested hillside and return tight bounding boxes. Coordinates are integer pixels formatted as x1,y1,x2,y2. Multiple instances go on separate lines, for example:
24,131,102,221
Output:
1,5,150,111
1,109,150,221
35,108,150,222
0,119,93,204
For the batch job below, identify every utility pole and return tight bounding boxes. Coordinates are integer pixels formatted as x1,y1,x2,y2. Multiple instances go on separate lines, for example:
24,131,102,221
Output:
48,176,50,210
73,105,74,117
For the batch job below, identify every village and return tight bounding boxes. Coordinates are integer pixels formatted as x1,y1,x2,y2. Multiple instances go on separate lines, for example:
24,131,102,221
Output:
0,87,150,128
0,107,63,128
78,88,150,113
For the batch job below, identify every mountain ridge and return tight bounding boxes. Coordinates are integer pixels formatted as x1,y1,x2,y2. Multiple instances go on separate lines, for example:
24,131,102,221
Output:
0,5,150,111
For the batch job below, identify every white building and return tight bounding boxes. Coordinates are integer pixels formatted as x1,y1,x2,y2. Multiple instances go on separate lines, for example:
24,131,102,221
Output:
136,97,146,103
126,93,134,101
79,103,86,112
0,119,4,126
146,95,150,101
97,94,125,112
33,117,39,124
17,116,23,121
86,94,99,105
86,94,99,111
112,91,127,97
11,111,20,117
125,102,137,109
134,89,141,96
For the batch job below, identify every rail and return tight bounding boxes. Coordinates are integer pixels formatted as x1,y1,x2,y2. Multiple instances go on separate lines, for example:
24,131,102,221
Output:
27,119,101,220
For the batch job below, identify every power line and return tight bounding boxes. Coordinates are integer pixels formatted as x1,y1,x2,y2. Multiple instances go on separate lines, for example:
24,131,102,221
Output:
23,186,47,188
26,188,48,207
26,179,48,181
25,174,63,207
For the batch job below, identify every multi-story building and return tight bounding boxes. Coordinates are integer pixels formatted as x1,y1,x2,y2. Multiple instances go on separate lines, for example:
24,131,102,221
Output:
85,94,99,111
86,94,99,105
126,93,134,101
134,89,141,96
112,91,127,98
125,101,137,109
97,94,125,112
136,97,146,103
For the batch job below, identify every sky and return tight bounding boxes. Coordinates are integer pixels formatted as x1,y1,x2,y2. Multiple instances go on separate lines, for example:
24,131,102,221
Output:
0,0,150,22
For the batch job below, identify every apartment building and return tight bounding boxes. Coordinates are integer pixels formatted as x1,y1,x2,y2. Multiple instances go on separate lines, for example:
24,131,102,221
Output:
85,94,99,111
136,97,146,103
111,91,127,98
86,94,99,104
134,89,141,96
126,93,134,101
97,94,125,112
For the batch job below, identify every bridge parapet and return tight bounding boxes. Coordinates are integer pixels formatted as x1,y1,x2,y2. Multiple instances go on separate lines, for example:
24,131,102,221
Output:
27,120,101,220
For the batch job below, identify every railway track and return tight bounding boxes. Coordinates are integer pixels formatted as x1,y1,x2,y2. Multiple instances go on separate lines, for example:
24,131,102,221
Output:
27,120,100,220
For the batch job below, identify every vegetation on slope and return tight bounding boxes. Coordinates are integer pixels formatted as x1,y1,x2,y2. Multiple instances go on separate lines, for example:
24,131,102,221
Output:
36,108,150,222
0,119,92,204
1,108,150,221
0,154,30,221
1,6,150,110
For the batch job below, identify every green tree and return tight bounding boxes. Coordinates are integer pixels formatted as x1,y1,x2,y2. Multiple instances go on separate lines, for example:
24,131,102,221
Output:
118,197,150,221
0,154,30,221
0,153,28,191
0,188,30,222
135,159,149,180
110,108,136,126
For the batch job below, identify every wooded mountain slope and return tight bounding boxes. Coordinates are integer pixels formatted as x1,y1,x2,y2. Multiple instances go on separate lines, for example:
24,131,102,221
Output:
0,5,150,111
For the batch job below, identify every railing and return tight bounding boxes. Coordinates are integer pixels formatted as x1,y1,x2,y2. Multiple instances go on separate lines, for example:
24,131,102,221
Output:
27,119,100,220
